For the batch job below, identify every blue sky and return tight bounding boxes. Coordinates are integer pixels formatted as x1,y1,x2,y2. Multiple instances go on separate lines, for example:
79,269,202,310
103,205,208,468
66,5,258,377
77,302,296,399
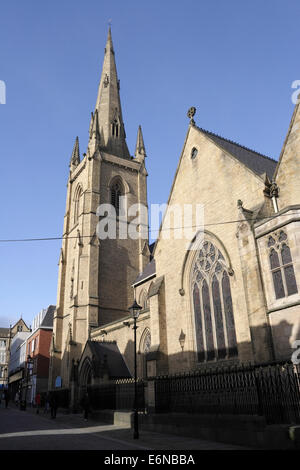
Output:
0,0,299,328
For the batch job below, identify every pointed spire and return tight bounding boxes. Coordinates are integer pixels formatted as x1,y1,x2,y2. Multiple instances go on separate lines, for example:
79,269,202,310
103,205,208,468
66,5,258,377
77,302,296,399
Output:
70,136,80,169
135,125,146,161
106,26,114,54
91,27,130,159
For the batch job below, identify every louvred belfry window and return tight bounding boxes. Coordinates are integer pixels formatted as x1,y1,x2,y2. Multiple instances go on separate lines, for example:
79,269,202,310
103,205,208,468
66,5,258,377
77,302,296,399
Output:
191,241,238,362
111,181,123,215
268,231,298,299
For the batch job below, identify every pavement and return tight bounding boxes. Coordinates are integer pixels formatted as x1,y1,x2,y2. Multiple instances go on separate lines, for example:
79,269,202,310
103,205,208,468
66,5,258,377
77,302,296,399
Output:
0,402,253,451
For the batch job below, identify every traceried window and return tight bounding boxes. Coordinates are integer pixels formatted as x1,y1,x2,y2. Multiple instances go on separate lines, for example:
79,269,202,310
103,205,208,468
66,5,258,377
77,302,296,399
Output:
111,181,123,216
267,231,298,300
191,241,238,362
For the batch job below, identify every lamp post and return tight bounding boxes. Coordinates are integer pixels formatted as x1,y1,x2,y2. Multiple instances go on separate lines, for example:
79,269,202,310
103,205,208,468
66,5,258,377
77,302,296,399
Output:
128,300,142,439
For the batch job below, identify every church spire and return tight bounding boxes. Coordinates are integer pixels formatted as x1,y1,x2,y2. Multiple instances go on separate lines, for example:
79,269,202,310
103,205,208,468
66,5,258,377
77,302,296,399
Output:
92,27,130,159
70,136,80,169
135,125,146,162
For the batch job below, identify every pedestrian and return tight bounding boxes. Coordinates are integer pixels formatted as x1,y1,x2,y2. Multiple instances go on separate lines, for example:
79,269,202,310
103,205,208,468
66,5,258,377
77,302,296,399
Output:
15,391,20,407
49,392,58,419
35,392,41,414
80,392,90,421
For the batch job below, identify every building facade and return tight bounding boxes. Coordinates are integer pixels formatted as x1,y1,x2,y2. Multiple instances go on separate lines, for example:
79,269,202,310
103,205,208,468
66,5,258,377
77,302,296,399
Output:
8,330,31,401
0,328,10,389
49,29,300,398
1,318,30,391
26,305,55,402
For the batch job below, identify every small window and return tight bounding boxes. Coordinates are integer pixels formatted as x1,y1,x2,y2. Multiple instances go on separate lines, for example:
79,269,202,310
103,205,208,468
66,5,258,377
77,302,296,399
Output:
191,147,198,159
112,120,119,137
111,181,123,215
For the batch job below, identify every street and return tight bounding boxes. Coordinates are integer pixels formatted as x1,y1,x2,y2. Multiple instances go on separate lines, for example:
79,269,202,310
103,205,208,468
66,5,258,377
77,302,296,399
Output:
0,404,251,451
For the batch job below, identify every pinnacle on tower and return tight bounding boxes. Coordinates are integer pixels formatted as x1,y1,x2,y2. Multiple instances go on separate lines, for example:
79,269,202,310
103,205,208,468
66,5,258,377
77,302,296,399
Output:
135,125,146,161
70,136,80,168
91,27,130,159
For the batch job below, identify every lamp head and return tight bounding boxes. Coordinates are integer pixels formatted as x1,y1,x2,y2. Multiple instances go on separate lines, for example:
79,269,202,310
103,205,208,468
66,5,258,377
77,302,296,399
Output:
128,300,142,320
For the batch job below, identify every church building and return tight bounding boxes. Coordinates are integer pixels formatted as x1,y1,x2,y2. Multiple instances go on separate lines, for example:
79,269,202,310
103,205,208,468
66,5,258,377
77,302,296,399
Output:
49,29,300,394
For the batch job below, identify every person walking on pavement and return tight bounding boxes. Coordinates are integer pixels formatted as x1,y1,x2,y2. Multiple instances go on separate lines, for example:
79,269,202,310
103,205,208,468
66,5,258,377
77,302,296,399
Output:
14,391,20,407
49,392,58,419
35,392,41,414
80,392,90,421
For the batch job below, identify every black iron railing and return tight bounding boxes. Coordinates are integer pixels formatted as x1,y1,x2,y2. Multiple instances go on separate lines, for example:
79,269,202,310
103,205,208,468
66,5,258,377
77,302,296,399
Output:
87,379,146,412
154,362,300,424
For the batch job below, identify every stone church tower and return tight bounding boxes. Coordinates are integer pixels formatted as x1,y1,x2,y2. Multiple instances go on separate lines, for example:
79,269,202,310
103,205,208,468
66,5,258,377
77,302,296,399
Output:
49,28,149,389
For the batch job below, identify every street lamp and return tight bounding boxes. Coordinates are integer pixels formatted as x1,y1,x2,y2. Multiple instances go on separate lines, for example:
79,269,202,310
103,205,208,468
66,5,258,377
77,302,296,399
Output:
128,299,142,439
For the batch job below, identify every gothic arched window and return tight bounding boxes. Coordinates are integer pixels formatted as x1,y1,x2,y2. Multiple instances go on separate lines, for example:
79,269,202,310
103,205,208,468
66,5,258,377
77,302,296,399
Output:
191,241,237,362
267,231,298,299
140,329,151,378
139,289,149,311
74,185,83,224
110,181,123,216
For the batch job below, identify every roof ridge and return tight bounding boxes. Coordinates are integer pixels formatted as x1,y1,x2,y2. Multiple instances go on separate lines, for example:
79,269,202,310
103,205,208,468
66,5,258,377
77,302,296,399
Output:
198,127,277,164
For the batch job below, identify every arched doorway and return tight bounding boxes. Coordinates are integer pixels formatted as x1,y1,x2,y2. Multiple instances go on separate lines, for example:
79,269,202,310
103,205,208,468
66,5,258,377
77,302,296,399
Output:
78,357,93,399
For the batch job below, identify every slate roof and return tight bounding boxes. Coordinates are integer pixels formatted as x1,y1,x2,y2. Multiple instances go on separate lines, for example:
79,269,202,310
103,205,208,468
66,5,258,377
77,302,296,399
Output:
199,127,277,179
88,340,131,379
40,305,55,328
0,327,10,337
133,258,156,286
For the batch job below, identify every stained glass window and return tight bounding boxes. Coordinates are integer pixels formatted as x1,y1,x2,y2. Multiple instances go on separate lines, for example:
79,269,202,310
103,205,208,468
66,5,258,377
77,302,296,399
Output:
268,231,298,299
272,270,285,299
191,240,237,362
202,281,215,360
193,284,205,362
212,276,226,359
